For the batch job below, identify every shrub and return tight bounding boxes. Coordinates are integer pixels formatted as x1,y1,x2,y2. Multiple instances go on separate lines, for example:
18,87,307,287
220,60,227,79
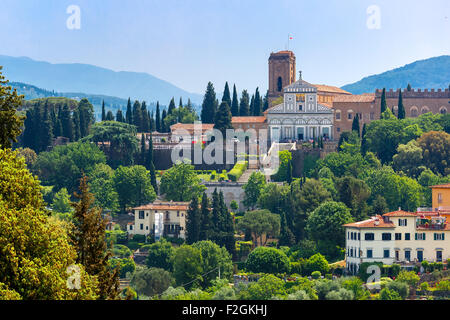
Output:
228,161,248,182
397,270,420,288
132,234,146,243
304,253,329,276
379,288,402,300
386,281,409,299
435,280,450,291
245,247,290,274
311,271,321,279
286,290,310,300
325,288,354,300
420,282,430,291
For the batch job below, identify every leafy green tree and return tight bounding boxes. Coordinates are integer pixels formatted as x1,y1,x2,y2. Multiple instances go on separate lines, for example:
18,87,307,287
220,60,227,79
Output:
52,187,73,214
61,104,74,142
392,139,424,178
379,288,402,300
335,176,371,221
238,274,286,300
201,82,217,124
112,165,156,212
0,150,98,300
77,98,95,138
316,150,369,178
306,201,353,259
238,209,280,247
192,241,233,288
0,67,24,149
272,150,292,182
83,121,139,168
417,131,450,176
108,257,135,278
32,141,107,194
145,239,175,272
172,245,203,289
245,247,290,274
243,171,266,210
88,163,120,216
159,161,206,201
304,253,330,275
130,267,174,297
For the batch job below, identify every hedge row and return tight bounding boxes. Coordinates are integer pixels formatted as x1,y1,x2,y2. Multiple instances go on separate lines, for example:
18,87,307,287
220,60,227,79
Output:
228,161,248,182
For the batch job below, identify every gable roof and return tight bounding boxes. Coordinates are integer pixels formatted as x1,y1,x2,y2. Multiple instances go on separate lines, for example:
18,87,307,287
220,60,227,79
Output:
343,215,395,228
382,210,417,217
313,84,352,95
429,183,450,189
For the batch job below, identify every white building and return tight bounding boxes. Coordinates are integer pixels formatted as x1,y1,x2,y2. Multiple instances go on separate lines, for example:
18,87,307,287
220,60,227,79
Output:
265,72,334,143
127,201,189,240
343,210,450,274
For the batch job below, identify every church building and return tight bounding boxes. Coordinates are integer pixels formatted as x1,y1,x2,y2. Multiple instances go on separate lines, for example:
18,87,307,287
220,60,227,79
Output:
265,72,334,142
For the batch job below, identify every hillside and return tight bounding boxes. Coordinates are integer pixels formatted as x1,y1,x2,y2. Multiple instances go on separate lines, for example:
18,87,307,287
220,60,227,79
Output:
0,55,203,105
341,55,450,94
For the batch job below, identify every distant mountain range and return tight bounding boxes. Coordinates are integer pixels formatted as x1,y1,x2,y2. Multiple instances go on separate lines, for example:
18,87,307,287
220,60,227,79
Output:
342,55,450,94
0,55,203,105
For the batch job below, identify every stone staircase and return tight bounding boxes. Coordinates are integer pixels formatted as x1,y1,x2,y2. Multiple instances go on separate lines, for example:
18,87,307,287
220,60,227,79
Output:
238,169,259,183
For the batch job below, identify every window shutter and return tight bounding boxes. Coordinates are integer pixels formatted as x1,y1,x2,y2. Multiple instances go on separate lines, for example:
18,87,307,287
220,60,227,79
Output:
423,233,426,241
415,233,418,240
442,233,445,241
434,233,437,240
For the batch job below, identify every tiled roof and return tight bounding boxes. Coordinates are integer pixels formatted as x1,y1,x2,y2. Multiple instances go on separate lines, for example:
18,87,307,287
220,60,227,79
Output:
332,94,375,103
232,116,266,124
170,123,214,132
133,201,190,211
343,215,395,228
313,84,352,95
429,183,450,189
383,210,417,217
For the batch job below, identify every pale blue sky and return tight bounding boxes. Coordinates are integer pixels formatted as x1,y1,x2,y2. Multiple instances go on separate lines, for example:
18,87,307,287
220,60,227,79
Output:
0,0,449,94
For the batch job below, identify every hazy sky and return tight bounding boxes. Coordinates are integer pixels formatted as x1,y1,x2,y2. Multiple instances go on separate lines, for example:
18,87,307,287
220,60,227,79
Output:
1,0,449,94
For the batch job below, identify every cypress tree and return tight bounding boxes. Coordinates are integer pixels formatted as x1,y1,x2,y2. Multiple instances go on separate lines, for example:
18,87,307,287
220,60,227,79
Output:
116,109,124,123
222,82,232,110
239,90,250,116
249,94,255,116
72,108,81,142
149,110,155,132
361,123,368,155
352,113,360,136
50,106,58,136
263,90,269,111
214,101,233,136
186,195,201,244
161,109,167,133
23,108,36,150
179,97,183,108
105,110,114,121
168,97,176,115
199,192,212,241
211,188,220,236
78,98,94,138
101,100,106,121
279,212,296,246
155,102,161,132
140,133,146,165
132,100,142,130
61,104,74,141
231,84,239,116
40,101,53,152
380,88,387,114
218,191,235,254
253,88,262,116
200,82,217,124
126,98,133,124
141,104,149,132
397,90,405,119
147,133,158,194
287,159,293,184
70,175,120,299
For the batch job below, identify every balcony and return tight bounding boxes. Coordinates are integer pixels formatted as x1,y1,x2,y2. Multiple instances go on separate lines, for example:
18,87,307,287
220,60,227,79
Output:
416,217,447,230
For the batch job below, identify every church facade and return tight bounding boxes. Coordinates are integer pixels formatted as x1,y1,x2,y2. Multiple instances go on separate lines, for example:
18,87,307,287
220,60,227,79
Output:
265,73,334,142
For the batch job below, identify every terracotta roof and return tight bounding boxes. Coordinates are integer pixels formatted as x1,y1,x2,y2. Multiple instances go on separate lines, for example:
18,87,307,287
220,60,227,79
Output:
313,84,352,95
170,123,214,132
429,183,450,189
133,201,190,211
343,215,395,228
383,210,417,217
232,116,266,124
320,102,332,109
332,94,375,103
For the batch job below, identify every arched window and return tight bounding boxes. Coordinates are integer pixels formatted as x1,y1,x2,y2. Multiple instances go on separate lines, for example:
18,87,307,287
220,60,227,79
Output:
410,106,418,117
440,107,447,114
335,110,341,120
277,77,283,92
421,106,430,114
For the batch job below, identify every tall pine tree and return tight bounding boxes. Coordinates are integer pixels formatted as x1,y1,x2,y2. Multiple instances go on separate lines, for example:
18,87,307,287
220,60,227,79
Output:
239,90,250,116
214,101,233,136
231,84,239,116
147,133,158,194
199,192,213,241
380,88,387,115
101,100,106,121
222,82,232,110
201,82,217,124
397,90,405,119
351,113,360,136
155,102,161,132
126,98,133,124
253,88,262,116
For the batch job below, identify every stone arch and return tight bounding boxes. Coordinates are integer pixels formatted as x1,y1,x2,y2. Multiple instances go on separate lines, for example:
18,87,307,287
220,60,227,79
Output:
410,106,418,117
439,106,447,114
421,106,430,114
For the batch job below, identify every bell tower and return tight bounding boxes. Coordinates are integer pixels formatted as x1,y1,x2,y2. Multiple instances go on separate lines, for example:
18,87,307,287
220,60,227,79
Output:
268,50,296,107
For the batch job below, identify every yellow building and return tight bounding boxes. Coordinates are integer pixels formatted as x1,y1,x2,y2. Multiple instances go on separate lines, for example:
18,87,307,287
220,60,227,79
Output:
431,183,450,218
